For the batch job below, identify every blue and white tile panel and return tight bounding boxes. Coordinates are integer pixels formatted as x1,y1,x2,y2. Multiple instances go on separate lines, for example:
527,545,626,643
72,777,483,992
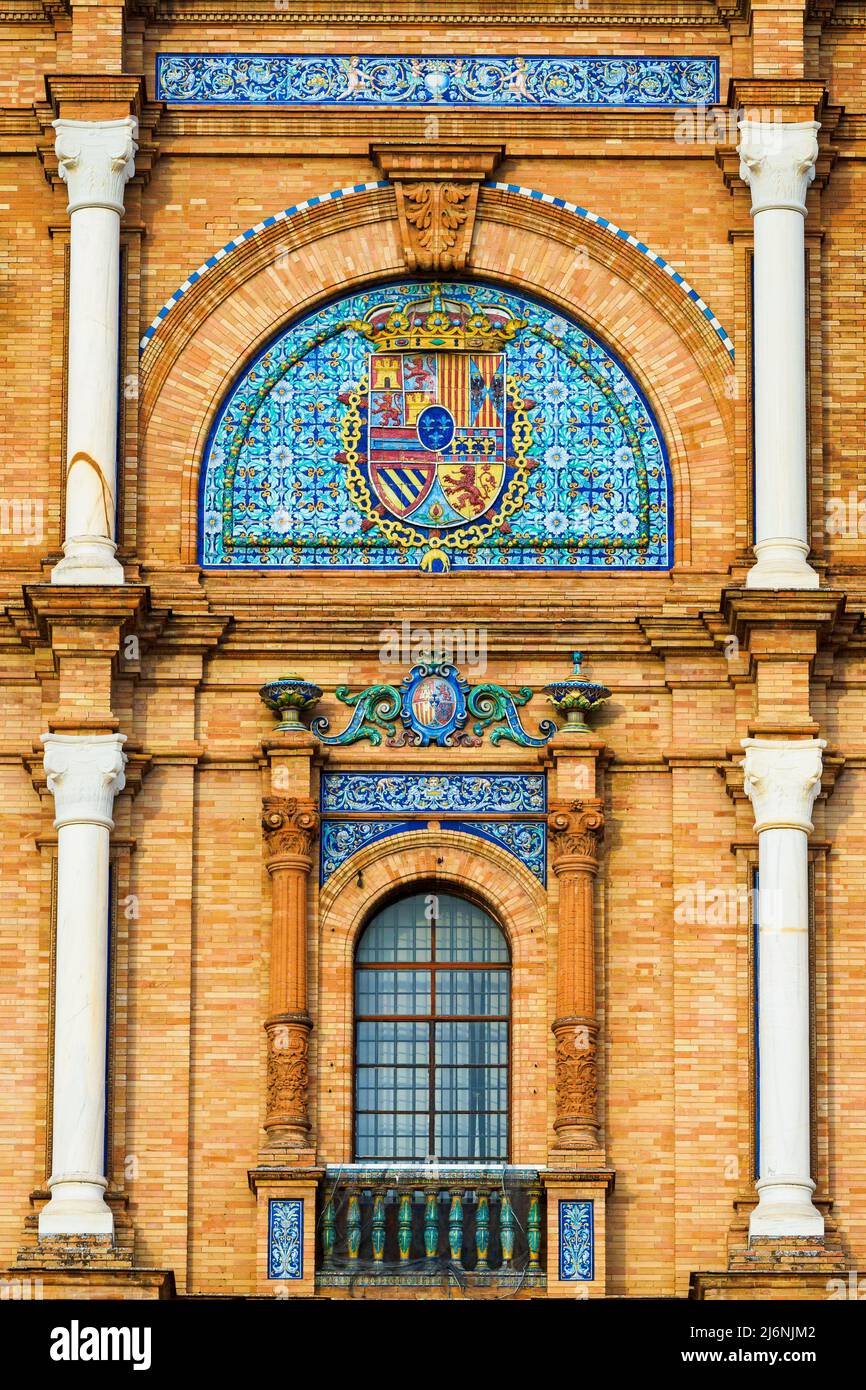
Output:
268,1198,304,1280
559,1199,594,1281
156,53,719,110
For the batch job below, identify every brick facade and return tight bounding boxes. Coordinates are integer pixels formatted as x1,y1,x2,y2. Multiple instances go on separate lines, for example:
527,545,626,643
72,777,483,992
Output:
1,1,864,1299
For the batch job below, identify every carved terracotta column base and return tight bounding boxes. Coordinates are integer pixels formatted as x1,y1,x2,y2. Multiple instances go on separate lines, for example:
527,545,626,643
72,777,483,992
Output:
263,1013,313,1150
552,1016,601,1153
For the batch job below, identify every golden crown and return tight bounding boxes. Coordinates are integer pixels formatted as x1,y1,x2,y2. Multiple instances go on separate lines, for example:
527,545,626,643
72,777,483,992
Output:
348,291,525,354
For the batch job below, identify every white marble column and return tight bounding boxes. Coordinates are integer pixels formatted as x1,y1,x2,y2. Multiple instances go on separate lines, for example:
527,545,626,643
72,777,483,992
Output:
742,736,825,1237
39,734,127,1238
52,118,137,585
738,120,820,590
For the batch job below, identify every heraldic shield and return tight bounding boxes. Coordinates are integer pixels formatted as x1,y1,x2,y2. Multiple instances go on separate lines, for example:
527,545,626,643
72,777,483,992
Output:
339,288,535,570
368,350,507,527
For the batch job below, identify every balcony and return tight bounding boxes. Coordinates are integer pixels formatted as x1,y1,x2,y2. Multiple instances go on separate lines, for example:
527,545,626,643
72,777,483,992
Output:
316,1165,545,1294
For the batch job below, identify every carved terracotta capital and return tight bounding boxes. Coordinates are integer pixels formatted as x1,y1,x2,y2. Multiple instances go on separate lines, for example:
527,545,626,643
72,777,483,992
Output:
262,796,319,865
548,800,604,869
372,143,503,272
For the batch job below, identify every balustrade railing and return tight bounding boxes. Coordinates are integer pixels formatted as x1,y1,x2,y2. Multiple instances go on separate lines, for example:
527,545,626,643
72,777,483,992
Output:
317,1166,545,1288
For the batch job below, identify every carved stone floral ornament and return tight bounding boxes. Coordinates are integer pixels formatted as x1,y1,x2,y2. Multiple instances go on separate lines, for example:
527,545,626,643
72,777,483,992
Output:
548,799,604,866
266,1022,311,1132
371,143,503,272
261,796,319,863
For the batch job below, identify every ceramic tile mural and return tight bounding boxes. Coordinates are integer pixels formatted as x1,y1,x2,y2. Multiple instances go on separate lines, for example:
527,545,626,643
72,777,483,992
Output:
268,1198,303,1279
200,280,671,571
559,1199,594,1281
158,54,718,109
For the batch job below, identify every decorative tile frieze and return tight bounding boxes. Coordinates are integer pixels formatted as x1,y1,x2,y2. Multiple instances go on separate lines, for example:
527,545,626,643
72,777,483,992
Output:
156,54,718,109
450,819,547,884
320,771,546,815
320,819,419,882
559,1198,594,1281
319,770,547,884
267,1198,303,1279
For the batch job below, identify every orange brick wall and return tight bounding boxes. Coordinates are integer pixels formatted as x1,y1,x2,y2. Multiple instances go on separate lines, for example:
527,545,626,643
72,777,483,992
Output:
1,3,865,1299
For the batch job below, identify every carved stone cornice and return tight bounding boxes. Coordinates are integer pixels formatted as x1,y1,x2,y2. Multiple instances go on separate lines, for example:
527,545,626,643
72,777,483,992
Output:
261,796,319,865
548,800,604,869
371,143,503,272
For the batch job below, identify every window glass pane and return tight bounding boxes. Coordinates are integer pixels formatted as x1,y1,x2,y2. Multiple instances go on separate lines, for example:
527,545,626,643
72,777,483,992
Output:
356,1065,429,1111
354,893,509,1161
355,969,431,1016
435,970,509,1016
434,1066,507,1112
356,1021,428,1064
435,1111,508,1160
357,897,432,961
435,1021,508,1066
434,897,509,962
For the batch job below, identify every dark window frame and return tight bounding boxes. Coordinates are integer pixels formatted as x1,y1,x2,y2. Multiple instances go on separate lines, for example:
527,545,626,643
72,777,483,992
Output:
353,890,512,1162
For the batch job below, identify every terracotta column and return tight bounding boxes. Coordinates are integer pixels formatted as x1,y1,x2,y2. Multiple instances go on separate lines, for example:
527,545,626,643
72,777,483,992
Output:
548,799,604,1150
261,796,319,1147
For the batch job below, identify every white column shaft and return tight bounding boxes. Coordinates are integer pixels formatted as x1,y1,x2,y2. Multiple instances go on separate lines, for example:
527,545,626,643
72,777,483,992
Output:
51,118,137,585
752,210,808,559
65,207,122,547
39,733,126,1238
754,827,818,1233
738,120,820,590
742,736,824,1238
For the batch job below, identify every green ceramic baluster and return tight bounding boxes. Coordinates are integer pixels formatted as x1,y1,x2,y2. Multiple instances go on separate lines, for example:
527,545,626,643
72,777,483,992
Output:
527,1188,541,1270
424,1190,438,1260
322,1195,336,1266
397,1191,412,1262
475,1190,490,1271
448,1191,463,1264
347,1190,362,1262
500,1192,514,1268
372,1191,386,1262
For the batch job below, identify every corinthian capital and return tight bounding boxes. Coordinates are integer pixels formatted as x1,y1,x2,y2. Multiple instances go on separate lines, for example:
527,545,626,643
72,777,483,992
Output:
741,737,826,834
53,117,138,215
42,733,127,829
262,796,319,864
737,120,820,216
548,800,604,866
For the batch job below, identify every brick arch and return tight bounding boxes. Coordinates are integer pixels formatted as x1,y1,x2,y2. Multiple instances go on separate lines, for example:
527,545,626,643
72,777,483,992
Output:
138,187,735,574
314,828,549,1165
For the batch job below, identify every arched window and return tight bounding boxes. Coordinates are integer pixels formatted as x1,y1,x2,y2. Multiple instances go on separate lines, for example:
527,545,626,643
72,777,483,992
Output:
354,891,510,1161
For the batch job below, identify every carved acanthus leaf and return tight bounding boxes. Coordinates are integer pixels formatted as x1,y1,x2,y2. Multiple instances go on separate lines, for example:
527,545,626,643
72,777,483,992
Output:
262,796,320,860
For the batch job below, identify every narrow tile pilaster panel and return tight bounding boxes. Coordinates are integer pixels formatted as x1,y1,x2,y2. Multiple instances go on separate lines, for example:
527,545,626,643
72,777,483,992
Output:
559,1199,594,1281
268,1198,304,1279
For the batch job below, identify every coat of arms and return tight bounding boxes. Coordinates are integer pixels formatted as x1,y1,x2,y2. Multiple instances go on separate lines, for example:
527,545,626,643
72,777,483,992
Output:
339,289,535,571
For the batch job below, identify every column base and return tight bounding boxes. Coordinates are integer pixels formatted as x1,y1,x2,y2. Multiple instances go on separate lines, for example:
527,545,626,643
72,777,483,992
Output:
746,538,819,590
51,535,125,585
749,1178,824,1238
38,1178,114,1237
